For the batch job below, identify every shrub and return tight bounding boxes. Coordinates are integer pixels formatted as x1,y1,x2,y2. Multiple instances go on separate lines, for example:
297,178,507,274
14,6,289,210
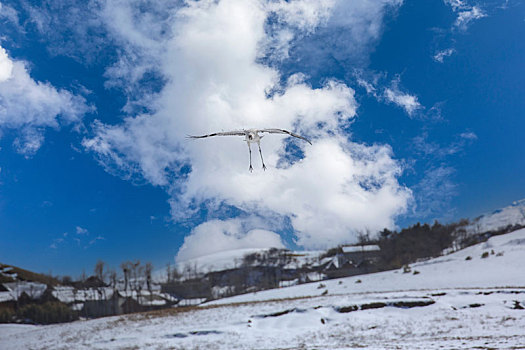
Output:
18,302,78,324
0,308,15,323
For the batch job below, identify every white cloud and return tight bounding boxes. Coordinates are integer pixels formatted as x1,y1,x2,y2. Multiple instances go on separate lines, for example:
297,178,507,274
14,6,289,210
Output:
357,78,378,96
22,0,109,64
356,72,424,117
0,45,92,155
268,0,335,33
83,0,412,254
413,131,477,159
264,0,403,72
384,88,421,116
409,129,477,220
444,0,487,30
12,127,45,157
87,235,105,247
50,237,64,249
76,226,89,235
0,46,13,82
0,2,20,27
383,78,422,116
413,166,457,220
444,0,466,12
433,48,456,63
460,131,477,140
455,6,487,29
175,218,285,262
51,228,104,249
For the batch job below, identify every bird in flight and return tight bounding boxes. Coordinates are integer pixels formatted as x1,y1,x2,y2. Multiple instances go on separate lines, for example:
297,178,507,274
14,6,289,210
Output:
188,128,312,172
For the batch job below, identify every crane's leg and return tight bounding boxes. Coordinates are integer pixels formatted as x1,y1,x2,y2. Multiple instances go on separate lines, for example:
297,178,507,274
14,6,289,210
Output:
247,142,253,172
257,141,266,171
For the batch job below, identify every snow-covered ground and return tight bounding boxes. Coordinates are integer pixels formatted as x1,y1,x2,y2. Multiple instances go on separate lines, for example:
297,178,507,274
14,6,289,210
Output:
2,229,525,349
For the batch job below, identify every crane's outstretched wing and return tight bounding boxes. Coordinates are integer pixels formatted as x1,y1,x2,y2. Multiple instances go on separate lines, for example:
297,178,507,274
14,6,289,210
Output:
259,128,312,145
187,130,246,139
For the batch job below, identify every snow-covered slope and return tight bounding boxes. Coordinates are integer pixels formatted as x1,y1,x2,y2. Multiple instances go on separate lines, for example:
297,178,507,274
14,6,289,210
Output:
469,198,525,233
174,248,323,276
2,228,525,350
206,227,525,305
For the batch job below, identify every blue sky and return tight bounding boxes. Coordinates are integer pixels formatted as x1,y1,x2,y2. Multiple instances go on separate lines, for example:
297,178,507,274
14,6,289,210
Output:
0,0,524,277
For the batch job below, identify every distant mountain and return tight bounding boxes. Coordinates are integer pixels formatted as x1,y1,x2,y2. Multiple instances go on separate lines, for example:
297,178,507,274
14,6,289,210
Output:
468,198,525,234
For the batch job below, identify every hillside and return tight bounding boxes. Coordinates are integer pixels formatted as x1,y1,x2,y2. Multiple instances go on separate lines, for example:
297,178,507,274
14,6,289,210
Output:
207,227,525,305
468,198,525,233
174,247,323,276
0,264,60,286
2,228,524,349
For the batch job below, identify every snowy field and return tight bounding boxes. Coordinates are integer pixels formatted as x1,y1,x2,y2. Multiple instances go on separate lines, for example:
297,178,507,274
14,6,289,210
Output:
2,229,525,349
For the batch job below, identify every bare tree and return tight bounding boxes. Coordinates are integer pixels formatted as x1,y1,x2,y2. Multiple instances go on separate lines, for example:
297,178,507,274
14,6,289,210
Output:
357,229,371,246
61,275,73,285
170,266,181,282
108,269,118,314
120,261,131,292
94,260,106,283
183,263,196,280
145,262,153,302
131,260,142,304
108,269,117,290
94,260,108,315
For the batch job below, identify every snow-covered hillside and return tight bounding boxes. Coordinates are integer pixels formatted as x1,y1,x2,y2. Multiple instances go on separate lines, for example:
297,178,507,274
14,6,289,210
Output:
468,198,525,233
2,228,525,349
174,248,323,276
207,227,525,305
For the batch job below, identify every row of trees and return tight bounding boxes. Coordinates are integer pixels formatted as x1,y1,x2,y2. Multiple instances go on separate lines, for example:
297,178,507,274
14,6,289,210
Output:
376,221,460,269
65,260,155,292
375,218,525,270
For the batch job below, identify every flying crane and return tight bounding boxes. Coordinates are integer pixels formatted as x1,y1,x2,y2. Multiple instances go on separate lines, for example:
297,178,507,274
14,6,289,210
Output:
188,128,312,172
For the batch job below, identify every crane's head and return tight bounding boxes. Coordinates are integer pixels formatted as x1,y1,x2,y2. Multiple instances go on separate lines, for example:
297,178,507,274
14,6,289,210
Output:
246,130,257,141
244,129,262,143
